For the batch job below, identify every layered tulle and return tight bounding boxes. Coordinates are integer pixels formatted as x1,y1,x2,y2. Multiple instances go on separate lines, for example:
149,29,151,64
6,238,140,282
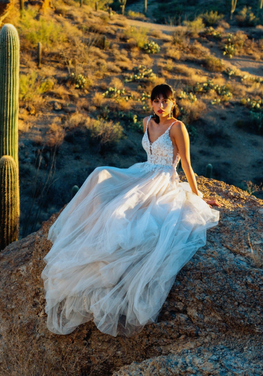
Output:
42,163,219,337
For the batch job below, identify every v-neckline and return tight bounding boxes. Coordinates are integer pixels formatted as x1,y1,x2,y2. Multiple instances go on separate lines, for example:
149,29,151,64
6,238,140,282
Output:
146,126,170,145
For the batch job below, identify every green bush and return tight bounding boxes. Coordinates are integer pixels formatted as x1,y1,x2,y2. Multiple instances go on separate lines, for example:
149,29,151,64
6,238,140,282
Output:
202,11,224,26
183,17,205,36
19,7,67,47
127,10,146,20
235,7,258,27
20,72,55,101
202,55,225,72
89,119,124,146
123,27,149,48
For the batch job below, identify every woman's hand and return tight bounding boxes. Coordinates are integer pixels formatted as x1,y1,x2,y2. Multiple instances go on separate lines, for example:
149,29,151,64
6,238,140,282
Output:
204,198,222,207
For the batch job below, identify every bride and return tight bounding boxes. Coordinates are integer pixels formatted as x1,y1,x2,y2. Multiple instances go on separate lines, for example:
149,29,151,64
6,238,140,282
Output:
41,84,220,337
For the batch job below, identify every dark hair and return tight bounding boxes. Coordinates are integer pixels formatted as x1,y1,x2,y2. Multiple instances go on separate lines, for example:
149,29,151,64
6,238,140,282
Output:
151,84,180,124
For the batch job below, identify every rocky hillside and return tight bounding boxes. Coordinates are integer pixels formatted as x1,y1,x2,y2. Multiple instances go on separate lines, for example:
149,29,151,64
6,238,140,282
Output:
0,175,262,375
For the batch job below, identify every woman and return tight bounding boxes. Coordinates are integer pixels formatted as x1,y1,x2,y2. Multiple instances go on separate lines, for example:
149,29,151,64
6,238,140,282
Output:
42,84,220,337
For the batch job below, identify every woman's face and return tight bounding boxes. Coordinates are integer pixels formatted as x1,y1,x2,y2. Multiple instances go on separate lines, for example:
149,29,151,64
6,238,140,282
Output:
151,94,175,119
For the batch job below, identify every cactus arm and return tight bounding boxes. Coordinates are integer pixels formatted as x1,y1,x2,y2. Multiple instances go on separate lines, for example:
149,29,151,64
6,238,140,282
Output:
0,156,19,250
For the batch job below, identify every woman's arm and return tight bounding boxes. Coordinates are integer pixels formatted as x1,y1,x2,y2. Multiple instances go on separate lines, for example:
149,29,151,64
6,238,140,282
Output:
171,122,222,206
170,121,199,195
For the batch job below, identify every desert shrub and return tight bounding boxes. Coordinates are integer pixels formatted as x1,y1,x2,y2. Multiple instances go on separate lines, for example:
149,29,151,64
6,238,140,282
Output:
123,27,149,48
82,0,109,9
88,119,124,146
18,7,67,48
46,123,66,149
172,26,188,45
202,55,224,72
127,10,146,20
20,72,55,101
183,17,205,37
179,98,206,124
203,26,222,39
235,6,258,27
202,11,224,26
92,92,105,107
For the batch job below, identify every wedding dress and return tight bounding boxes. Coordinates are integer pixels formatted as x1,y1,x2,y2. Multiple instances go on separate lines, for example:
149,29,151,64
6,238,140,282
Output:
42,116,219,337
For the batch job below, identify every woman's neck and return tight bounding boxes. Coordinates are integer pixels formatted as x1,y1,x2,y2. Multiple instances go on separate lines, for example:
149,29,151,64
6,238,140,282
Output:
154,115,174,126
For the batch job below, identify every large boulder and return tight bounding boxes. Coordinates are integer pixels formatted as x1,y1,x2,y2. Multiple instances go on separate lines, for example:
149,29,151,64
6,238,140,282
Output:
0,176,262,375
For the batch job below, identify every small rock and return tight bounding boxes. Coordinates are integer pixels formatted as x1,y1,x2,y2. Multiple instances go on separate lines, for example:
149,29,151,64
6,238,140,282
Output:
53,101,62,111
27,104,36,115
63,103,77,113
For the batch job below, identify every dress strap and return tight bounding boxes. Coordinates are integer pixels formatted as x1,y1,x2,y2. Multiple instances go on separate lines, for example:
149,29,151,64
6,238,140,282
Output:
167,121,177,132
146,115,152,130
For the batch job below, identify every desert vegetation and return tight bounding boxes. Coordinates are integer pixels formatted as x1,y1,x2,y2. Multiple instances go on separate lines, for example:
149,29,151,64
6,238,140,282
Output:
0,0,262,239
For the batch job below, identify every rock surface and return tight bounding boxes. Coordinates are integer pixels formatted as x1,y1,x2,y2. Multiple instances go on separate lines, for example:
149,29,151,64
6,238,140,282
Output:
0,175,262,375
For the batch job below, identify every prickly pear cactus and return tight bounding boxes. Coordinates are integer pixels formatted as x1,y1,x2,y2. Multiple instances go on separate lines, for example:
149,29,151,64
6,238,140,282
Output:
0,23,20,167
0,155,19,250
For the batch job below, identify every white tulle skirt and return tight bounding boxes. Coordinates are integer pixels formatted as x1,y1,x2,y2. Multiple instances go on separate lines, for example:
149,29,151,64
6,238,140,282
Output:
41,162,219,337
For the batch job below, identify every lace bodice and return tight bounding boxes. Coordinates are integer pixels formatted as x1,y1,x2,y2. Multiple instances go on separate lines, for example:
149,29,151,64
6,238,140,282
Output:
142,116,180,172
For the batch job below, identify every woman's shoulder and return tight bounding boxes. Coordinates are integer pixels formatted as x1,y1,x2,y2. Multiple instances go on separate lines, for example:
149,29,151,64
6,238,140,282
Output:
170,120,188,137
170,119,185,130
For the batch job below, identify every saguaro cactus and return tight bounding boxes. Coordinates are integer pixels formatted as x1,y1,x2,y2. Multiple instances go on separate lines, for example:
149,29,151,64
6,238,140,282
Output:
206,163,213,178
0,24,20,249
0,156,19,250
230,0,237,19
0,24,20,167
37,41,42,68
119,0,126,15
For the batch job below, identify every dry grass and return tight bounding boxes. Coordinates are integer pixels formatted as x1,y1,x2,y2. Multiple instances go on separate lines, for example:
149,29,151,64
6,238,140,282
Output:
246,82,263,97
165,39,210,62
46,122,65,149
230,82,247,97
165,48,182,61
49,86,71,101
123,26,149,49
63,113,86,130
106,62,122,74
202,55,225,72
92,92,106,107
180,99,207,124
109,77,124,90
